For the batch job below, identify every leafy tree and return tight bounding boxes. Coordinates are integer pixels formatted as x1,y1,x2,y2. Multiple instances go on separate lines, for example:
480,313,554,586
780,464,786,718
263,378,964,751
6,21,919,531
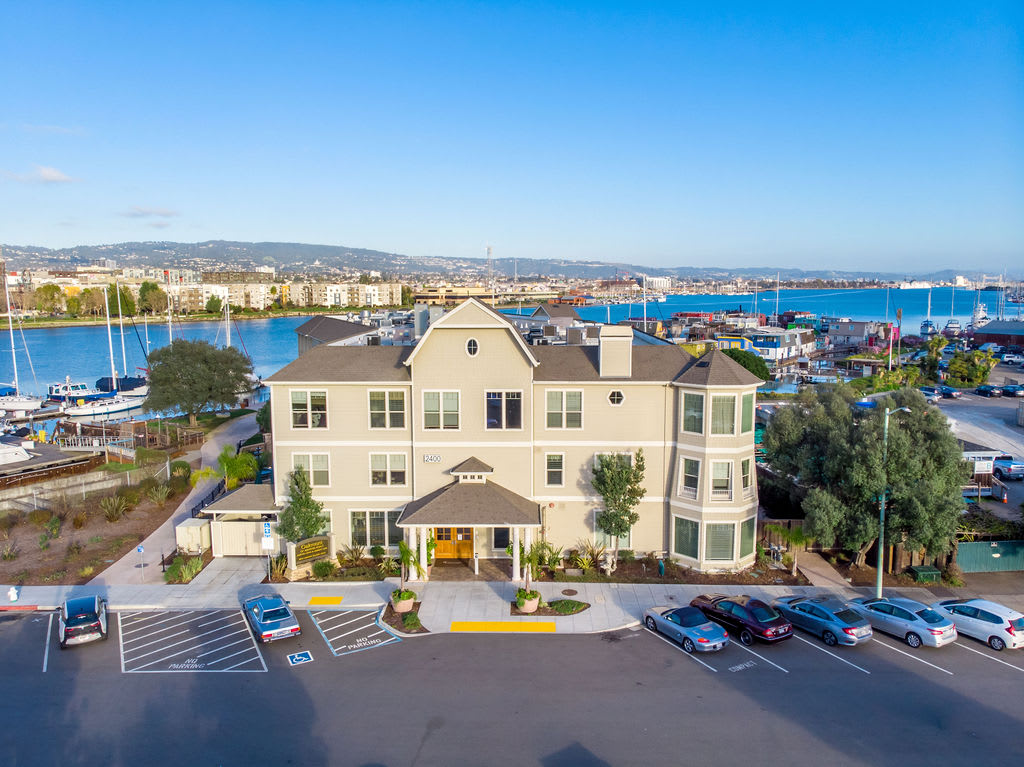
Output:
143,339,253,425
255,401,271,434
722,348,771,380
920,335,947,381
763,385,968,569
106,284,136,316
138,281,167,314
190,444,258,490
269,286,277,295
34,283,65,314
205,295,223,314
276,470,329,542
591,449,646,570
65,295,82,317
401,285,414,306
79,288,106,316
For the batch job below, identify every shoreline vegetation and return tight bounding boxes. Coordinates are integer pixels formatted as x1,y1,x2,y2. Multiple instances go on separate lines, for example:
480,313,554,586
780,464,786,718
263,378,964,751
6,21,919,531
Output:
5,306,405,330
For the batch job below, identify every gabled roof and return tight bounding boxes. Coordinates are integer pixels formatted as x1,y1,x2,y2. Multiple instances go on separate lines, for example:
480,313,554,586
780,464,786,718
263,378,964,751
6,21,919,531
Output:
397,480,541,527
974,320,1024,337
674,348,764,387
266,345,412,383
451,457,493,474
404,298,539,368
203,483,278,513
533,345,694,382
532,303,581,320
295,315,374,344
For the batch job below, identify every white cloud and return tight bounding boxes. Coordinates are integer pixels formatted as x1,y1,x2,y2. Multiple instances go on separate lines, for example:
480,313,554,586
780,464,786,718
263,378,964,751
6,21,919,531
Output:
121,206,180,219
1,165,78,183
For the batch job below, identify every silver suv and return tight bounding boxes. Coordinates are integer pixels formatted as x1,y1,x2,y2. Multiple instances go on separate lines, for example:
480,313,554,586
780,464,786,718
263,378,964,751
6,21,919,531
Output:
850,596,957,648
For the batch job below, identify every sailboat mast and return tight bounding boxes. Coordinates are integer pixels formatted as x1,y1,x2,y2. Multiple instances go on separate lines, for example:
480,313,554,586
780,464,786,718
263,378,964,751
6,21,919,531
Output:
225,301,231,348
926,288,931,320
774,272,780,326
4,270,20,395
104,285,118,394
116,280,127,382
164,270,173,344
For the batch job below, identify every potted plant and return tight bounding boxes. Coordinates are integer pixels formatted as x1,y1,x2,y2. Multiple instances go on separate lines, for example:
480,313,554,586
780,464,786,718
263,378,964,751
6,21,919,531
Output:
392,540,424,614
516,544,542,613
516,587,541,613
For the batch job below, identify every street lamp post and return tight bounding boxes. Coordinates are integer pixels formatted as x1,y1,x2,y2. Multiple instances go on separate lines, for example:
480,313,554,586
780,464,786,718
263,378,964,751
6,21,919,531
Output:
877,406,912,599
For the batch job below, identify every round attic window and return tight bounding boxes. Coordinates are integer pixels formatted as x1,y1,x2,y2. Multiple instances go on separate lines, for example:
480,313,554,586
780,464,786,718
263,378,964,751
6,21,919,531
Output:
466,338,479,357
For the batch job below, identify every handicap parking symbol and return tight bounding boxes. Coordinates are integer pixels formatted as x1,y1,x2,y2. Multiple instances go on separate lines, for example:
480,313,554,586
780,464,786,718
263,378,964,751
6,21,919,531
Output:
287,651,314,666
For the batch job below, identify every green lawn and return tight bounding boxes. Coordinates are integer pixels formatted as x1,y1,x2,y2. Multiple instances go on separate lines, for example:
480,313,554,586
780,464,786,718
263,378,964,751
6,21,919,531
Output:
166,408,254,434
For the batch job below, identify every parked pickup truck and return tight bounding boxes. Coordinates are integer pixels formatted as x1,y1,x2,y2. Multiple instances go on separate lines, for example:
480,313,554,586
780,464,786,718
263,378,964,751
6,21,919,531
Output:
994,455,1024,481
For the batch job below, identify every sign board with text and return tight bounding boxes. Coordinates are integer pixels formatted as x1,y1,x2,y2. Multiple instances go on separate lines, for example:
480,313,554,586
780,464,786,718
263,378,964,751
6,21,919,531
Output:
294,536,330,565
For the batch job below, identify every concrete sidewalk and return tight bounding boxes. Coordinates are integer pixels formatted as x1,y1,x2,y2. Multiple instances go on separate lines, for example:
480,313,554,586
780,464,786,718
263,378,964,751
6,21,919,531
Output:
88,413,259,586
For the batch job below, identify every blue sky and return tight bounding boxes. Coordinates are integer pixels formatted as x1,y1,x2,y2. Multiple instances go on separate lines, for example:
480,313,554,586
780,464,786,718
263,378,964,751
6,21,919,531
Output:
1,1,1022,273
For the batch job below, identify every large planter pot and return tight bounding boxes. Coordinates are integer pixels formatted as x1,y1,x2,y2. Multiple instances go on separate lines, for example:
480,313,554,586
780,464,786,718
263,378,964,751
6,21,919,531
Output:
392,595,415,613
518,595,540,614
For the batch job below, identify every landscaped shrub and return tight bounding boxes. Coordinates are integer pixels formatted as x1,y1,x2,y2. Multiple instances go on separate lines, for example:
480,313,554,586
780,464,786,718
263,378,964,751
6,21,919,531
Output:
270,554,288,580
164,555,204,584
369,545,386,559
170,460,191,479
72,512,87,530
168,475,190,495
337,544,365,568
618,549,636,563
146,484,172,507
101,496,129,522
27,508,50,528
402,612,422,631
312,560,337,579
338,565,383,581
116,486,140,508
1,542,18,561
138,476,160,493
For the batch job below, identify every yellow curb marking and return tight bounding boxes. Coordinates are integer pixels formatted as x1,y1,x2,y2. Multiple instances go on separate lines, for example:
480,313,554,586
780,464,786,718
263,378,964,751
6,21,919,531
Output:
450,621,556,633
308,596,344,606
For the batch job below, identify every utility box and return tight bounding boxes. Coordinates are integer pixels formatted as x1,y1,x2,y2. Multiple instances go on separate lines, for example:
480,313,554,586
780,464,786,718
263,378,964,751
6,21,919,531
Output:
907,565,940,584
175,518,211,555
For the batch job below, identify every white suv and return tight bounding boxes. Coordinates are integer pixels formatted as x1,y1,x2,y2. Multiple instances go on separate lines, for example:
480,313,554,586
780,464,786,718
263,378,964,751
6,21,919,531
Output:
931,598,1024,651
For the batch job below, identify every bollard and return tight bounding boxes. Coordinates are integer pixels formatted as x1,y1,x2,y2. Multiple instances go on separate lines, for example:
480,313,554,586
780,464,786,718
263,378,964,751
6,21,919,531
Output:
473,552,479,576
658,559,665,577
8,586,19,603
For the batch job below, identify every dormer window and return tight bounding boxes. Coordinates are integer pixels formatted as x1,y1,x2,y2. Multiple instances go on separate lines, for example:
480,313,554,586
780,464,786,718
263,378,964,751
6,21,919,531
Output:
466,338,479,357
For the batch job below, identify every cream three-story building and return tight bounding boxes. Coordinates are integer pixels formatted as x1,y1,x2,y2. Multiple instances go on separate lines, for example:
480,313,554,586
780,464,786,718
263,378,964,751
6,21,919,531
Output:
267,298,762,579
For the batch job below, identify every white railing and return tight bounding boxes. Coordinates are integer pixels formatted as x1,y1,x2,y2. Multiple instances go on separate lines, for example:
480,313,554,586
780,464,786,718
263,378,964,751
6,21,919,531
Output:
54,436,135,461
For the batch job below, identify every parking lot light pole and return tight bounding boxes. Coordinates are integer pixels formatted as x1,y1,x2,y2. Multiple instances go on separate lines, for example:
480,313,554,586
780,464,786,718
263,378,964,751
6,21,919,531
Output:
877,406,911,599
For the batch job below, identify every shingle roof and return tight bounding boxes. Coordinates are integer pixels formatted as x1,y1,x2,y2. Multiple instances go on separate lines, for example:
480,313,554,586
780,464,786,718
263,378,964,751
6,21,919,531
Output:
532,344,694,381
451,457,494,474
204,483,277,513
266,344,412,383
533,304,581,320
295,315,373,343
674,348,764,387
974,320,1024,337
397,480,541,526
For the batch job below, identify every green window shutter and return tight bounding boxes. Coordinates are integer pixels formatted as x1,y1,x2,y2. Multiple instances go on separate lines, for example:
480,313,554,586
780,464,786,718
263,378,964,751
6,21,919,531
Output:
673,517,699,559
740,518,756,558
705,523,735,560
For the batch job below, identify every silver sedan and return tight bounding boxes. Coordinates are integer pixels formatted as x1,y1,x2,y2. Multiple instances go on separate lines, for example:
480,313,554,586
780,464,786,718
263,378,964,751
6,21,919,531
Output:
643,605,730,653
850,596,957,648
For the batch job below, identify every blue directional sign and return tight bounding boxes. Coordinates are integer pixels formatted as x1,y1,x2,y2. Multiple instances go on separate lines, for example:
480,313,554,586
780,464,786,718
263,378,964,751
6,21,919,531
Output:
287,651,314,666
137,545,144,554
263,522,272,537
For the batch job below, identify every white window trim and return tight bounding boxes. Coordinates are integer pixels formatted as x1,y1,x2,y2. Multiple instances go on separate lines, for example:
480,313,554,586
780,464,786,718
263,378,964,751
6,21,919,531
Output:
545,388,584,430
484,390,525,431
369,453,408,487
349,509,403,549
704,521,737,561
710,460,733,501
594,509,631,549
678,457,700,500
368,389,407,430
293,452,331,487
681,391,705,435
608,390,625,407
422,390,461,431
741,458,755,498
289,388,328,431
465,337,479,357
710,394,737,436
740,392,755,435
544,452,565,488
671,514,701,560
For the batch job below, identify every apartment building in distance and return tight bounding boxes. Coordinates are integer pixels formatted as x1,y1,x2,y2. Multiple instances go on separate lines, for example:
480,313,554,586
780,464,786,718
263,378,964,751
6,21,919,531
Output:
266,298,762,579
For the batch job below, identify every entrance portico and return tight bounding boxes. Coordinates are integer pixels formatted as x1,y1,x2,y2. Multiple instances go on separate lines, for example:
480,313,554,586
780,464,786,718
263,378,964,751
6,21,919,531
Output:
397,458,541,582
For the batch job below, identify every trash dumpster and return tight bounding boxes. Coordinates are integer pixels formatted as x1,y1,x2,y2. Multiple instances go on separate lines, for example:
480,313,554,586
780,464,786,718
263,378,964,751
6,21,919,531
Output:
907,565,941,584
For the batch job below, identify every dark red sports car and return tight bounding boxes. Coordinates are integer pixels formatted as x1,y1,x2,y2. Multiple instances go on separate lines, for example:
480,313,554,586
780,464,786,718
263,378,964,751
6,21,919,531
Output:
690,593,793,646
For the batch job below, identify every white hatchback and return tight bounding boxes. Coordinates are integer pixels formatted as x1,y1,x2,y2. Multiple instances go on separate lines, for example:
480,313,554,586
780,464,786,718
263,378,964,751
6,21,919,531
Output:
931,598,1024,651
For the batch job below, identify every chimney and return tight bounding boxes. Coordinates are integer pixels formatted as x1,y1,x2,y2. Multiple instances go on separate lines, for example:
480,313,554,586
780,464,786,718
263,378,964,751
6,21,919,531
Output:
599,325,633,378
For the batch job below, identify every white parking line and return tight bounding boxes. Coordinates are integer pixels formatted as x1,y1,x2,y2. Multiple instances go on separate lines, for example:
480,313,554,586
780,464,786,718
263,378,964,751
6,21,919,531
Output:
794,635,871,674
644,628,718,672
324,617,376,638
734,642,789,673
870,638,954,675
123,620,244,656
119,611,198,636
130,629,255,670
330,622,379,640
125,625,251,664
118,613,126,673
954,642,1024,672
42,614,53,673
196,637,253,660
318,613,369,631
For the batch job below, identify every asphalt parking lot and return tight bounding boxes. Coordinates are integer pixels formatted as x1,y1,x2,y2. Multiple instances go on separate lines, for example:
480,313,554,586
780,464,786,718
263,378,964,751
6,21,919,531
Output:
3,608,1023,765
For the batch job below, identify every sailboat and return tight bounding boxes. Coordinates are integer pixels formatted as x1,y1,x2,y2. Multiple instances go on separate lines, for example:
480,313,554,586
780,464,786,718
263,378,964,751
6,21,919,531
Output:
95,280,148,398
63,285,136,417
920,288,937,337
0,271,45,415
943,286,961,337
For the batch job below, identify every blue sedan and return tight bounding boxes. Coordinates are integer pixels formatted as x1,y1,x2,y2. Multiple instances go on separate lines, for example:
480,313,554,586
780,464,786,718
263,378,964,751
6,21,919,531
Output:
242,593,301,643
772,595,872,646
643,605,730,653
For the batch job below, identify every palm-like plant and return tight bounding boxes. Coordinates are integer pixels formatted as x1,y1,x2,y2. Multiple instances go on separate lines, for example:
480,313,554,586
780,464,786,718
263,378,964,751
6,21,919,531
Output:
190,445,258,490
765,523,814,576
396,539,425,598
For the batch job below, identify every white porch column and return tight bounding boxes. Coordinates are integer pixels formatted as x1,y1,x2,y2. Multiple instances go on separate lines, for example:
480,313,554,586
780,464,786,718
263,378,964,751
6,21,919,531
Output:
407,528,420,582
419,526,429,581
512,527,521,583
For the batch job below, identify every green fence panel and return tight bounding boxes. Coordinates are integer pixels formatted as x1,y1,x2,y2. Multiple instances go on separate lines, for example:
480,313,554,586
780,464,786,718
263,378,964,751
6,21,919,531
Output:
957,540,1024,573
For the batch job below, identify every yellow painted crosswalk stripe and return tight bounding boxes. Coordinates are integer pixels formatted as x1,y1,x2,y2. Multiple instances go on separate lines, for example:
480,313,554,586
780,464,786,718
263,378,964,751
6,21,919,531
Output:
308,596,344,606
450,621,556,633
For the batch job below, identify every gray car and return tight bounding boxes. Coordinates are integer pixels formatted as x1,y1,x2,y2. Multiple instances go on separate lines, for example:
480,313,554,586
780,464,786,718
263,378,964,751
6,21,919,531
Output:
643,605,730,653
850,596,957,648
771,595,873,646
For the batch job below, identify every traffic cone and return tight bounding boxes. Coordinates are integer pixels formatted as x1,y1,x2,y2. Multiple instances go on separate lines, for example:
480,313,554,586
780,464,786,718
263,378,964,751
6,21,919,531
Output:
1004,493,1008,503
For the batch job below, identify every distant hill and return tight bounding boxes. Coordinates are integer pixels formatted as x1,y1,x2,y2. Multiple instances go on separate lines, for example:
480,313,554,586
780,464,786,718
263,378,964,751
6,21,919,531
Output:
1,240,1016,282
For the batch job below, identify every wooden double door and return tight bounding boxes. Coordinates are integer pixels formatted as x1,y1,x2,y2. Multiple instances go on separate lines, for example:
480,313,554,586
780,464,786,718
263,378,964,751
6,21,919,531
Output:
434,527,474,559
